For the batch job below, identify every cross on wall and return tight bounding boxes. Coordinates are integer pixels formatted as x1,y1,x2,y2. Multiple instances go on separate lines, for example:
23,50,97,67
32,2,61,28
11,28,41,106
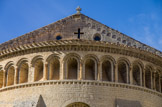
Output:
74,28,84,39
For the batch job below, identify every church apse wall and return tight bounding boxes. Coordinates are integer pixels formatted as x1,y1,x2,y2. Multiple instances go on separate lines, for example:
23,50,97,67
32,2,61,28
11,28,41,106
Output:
0,40,161,106
0,7,162,107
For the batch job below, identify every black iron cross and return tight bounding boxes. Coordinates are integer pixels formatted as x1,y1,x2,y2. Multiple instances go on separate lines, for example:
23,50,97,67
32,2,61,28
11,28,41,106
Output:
74,28,84,39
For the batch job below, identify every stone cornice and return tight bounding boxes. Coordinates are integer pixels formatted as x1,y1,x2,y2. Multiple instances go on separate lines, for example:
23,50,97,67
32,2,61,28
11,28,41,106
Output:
0,39,161,67
0,80,161,98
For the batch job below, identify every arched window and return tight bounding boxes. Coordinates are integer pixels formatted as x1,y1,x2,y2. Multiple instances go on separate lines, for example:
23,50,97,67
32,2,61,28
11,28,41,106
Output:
132,64,141,86
67,58,78,79
0,70,4,88
85,59,95,80
19,62,29,83
56,35,62,40
48,58,60,80
34,60,43,81
102,60,112,81
93,33,101,41
145,66,152,89
66,102,90,107
118,61,128,83
7,66,15,86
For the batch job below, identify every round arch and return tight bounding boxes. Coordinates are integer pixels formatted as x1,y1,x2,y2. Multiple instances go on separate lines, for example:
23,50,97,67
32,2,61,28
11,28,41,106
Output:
63,53,81,79
46,54,60,63
117,57,131,66
83,54,99,63
46,54,60,80
31,55,43,67
16,58,28,66
100,55,116,65
6,66,15,86
117,57,130,84
83,54,99,80
100,55,116,82
66,102,90,107
4,62,15,86
145,64,154,89
132,60,144,86
63,53,81,62
4,61,14,71
17,58,29,84
31,56,44,81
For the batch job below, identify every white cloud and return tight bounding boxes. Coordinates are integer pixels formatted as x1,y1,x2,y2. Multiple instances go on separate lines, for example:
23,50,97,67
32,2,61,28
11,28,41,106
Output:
129,12,162,51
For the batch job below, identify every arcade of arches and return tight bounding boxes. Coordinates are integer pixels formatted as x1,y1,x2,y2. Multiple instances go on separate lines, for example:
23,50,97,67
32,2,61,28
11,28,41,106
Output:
0,53,162,94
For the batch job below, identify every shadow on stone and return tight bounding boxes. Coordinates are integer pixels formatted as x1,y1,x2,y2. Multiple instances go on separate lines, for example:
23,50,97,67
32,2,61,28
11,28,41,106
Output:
115,99,142,107
36,95,46,107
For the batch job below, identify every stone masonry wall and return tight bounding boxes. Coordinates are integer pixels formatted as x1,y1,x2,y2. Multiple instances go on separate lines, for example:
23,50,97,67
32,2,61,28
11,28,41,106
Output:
0,81,161,107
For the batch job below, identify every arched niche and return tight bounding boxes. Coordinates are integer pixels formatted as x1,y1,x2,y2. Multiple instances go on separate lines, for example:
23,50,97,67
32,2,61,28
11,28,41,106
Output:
85,59,96,80
18,62,29,83
0,70,4,88
67,58,78,79
102,60,112,81
48,57,60,80
7,66,15,86
118,61,129,83
132,64,141,86
63,53,81,80
34,59,44,81
145,66,152,89
66,102,90,107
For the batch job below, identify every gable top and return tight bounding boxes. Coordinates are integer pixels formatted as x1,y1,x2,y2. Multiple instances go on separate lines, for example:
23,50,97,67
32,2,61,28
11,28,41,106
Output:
0,11,161,57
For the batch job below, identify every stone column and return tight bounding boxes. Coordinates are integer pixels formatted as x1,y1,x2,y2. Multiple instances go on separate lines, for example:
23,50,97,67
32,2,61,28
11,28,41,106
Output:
14,66,18,84
115,63,118,82
159,76,161,92
43,62,48,80
60,60,65,80
143,68,146,87
153,72,156,90
82,61,85,80
79,59,83,80
140,68,143,86
95,62,98,80
151,71,153,89
29,64,34,82
126,65,130,84
111,63,114,82
129,65,133,85
3,70,6,87
98,61,102,81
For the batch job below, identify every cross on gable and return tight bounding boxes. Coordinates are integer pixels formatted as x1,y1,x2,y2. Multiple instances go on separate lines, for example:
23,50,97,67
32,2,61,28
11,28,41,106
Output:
74,28,84,39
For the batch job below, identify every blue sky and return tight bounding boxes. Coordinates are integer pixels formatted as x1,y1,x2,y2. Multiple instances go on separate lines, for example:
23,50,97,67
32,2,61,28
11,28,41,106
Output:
0,0,162,51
